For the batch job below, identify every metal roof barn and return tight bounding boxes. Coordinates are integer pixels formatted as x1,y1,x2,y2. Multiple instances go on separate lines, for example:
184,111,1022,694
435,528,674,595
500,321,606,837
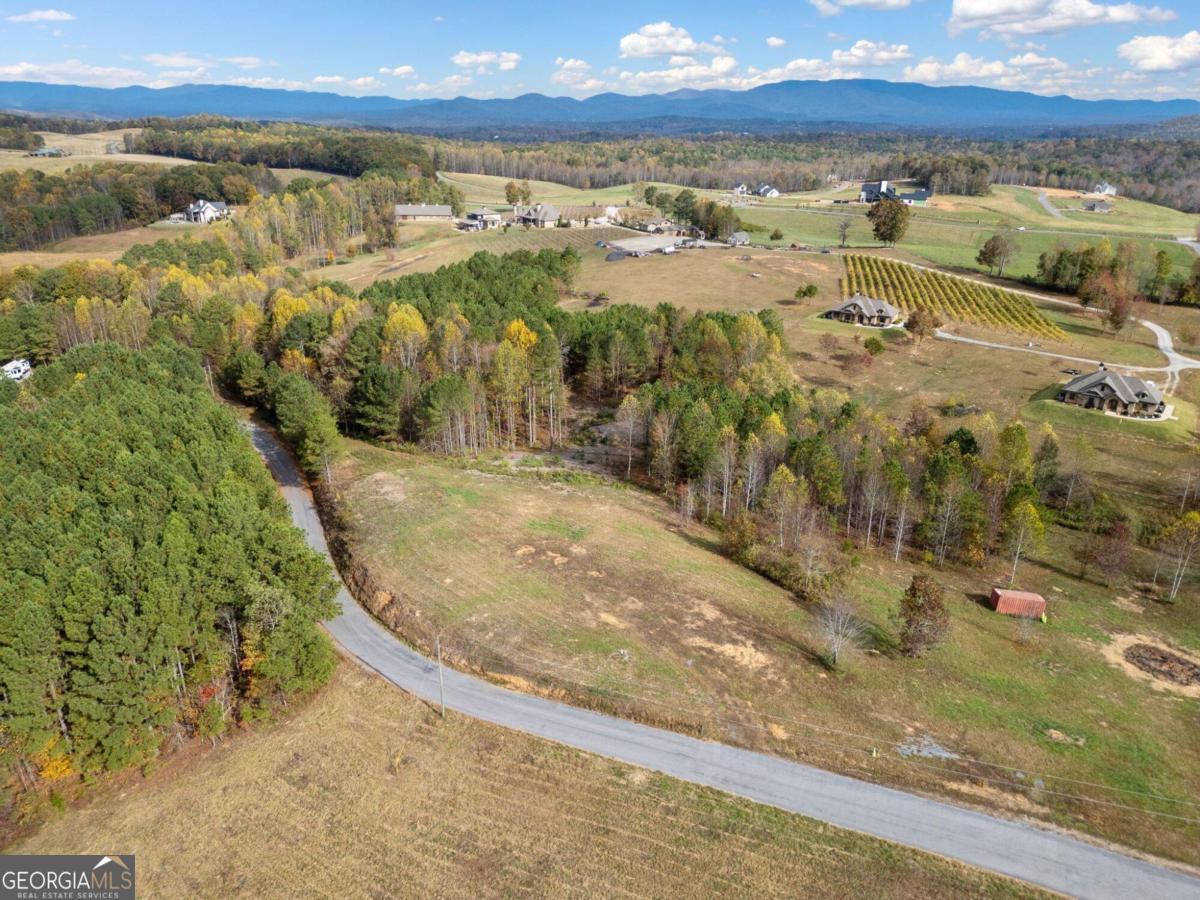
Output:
988,588,1046,619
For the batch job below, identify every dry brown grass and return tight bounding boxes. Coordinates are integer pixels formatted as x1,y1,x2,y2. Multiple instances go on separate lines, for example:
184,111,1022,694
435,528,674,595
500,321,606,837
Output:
0,223,216,268
10,663,1041,898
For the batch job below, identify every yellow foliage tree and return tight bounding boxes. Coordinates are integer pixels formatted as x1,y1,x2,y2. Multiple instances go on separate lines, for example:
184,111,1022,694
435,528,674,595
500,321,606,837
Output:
383,302,428,368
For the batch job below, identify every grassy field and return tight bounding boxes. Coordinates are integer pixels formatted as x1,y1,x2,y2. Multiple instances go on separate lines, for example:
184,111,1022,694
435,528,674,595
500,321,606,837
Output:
0,222,217,268
9,663,1040,898
333,436,1200,865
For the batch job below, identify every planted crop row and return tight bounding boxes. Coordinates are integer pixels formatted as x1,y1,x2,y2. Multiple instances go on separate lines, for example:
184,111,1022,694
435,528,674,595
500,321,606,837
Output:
841,255,1066,341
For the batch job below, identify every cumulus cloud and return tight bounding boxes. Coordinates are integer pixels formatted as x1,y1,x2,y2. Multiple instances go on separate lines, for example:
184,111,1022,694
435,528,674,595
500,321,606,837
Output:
311,74,384,91
7,8,74,22
809,0,911,16
222,56,272,70
948,0,1175,37
831,39,912,66
378,64,416,77
407,73,473,95
450,50,521,71
619,22,721,58
551,57,606,92
901,49,1100,94
903,51,1014,83
228,75,305,90
766,36,787,48
143,52,205,68
1119,30,1200,71
618,53,857,93
0,58,144,88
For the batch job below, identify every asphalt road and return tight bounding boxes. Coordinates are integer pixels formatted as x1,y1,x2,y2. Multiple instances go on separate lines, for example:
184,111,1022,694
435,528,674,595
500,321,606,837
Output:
248,422,1200,899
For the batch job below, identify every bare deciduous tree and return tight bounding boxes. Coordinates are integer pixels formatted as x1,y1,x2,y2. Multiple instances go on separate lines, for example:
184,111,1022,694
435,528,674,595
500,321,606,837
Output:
819,598,867,670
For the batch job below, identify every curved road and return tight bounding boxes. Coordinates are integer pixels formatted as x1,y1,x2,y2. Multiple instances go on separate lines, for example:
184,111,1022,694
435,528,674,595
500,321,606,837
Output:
247,422,1200,899
1035,190,1065,219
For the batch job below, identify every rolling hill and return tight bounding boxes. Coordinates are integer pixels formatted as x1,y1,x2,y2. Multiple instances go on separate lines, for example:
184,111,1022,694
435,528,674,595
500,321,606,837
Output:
2,78,1199,134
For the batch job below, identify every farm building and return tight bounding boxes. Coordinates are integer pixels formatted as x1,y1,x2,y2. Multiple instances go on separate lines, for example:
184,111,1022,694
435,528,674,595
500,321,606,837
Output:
1083,200,1112,213
988,588,1046,619
826,293,899,327
464,208,502,230
2,358,31,382
727,231,750,246
185,199,229,224
1057,367,1165,418
859,180,898,203
394,203,453,223
513,203,559,228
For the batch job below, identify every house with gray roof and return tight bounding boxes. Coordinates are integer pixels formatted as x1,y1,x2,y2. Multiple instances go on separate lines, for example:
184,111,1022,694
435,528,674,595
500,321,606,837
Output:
394,203,453,222
827,293,900,327
185,199,229,223
1057,366,1164,418
859,180,898,203
514,203,559,228
727,231,750,246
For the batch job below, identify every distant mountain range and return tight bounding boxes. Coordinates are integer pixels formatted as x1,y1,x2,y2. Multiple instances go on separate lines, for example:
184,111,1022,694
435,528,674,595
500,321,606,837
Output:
2,78,1199,135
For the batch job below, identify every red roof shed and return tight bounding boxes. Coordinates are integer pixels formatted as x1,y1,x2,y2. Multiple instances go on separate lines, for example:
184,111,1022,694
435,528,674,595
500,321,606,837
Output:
989,588,1046,619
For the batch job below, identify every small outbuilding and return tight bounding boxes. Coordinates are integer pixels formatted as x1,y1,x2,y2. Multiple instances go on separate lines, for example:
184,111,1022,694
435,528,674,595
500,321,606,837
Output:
727,231,750,246
988,588,1046,619
3,358,31,382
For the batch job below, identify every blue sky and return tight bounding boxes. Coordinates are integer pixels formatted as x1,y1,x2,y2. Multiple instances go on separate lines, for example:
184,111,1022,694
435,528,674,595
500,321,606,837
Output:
1,1,1198,100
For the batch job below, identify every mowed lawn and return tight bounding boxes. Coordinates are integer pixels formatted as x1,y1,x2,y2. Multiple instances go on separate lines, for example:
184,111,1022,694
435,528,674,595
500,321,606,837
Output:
335,439,1200,864
11,663,1043,899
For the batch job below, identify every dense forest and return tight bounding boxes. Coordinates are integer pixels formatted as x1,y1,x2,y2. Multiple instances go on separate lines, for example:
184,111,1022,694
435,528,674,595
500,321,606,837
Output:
0,341,338,786
134,118,434,178
0,161,279,251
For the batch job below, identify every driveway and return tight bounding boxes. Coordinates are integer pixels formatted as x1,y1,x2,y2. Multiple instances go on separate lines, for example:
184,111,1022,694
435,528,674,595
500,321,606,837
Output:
1035,190,1064,219
247,421,1200,899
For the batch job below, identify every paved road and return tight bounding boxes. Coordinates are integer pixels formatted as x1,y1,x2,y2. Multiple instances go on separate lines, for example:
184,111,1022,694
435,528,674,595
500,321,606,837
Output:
247,422,1200,899
1035,190,1065,219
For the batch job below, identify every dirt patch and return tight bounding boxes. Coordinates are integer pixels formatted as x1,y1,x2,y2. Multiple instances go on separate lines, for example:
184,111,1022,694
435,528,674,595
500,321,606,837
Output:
362,471,407,503
683,636,772,673
1098,634,1200,698
598,612,628,630
946,780,1047,816
1126,643,1200,687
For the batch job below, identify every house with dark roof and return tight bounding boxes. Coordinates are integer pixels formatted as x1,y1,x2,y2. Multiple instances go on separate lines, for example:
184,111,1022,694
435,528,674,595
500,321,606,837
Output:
394,203,453,222
1083,199,1112,213
899,188,932,205
514,203,559,228
827,293,900,327
185,199,229,223
859,180,898,203
755,183,780,198
1057,366,1165,418
464,208,502,230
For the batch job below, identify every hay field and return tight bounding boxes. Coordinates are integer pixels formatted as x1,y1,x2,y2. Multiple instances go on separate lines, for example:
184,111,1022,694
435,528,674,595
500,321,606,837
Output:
10,663,1038,898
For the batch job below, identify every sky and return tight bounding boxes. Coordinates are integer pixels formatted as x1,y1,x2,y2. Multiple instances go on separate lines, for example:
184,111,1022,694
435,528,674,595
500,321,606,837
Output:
1,0,1199,102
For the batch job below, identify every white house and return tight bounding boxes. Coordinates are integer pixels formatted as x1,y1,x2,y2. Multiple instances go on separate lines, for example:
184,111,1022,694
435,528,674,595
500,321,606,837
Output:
464,208,502,230
755,183,780,198
733,183,750,196
727,231,750,246
1093,182,1118,197
3,358,31,382
185,199,229,223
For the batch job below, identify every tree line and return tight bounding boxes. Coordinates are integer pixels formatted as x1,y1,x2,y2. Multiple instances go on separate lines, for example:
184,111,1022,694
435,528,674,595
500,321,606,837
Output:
0,161,279,251
0,341,338,787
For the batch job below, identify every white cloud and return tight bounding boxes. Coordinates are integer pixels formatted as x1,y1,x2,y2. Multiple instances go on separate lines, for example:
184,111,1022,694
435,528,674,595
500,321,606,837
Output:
949,0,1176,37
903,51,1014,83
618,53,856,93
551,57,606,92
7,8,74,22
407,73,473,95
150,67,209,86
809,0,911,16
0,58,145,88
378,64,416,78
766,36,787,48
668,55,697,66
222,56,272,70
831,39,912,66
1119,30,1200,71
901,49,1095,94
143,52,204,68
229,75,305,90
619,22,721,58
450,50,521,71
311,74,384,92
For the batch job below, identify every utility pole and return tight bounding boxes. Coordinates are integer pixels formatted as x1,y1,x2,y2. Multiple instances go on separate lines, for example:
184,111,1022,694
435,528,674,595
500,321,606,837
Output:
436,634,445,720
